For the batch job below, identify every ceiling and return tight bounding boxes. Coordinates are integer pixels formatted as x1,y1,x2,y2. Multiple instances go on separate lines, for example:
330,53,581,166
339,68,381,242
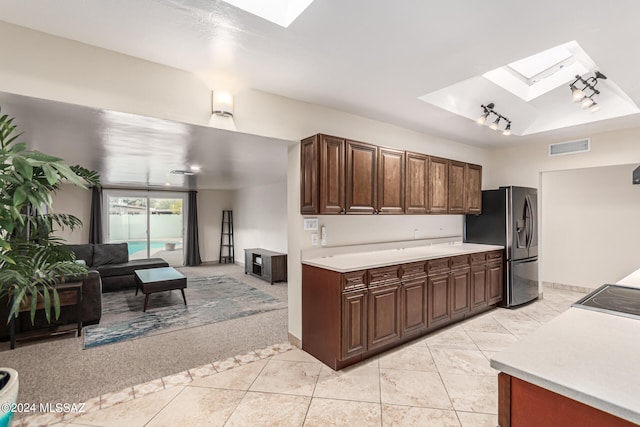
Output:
1,0,640,188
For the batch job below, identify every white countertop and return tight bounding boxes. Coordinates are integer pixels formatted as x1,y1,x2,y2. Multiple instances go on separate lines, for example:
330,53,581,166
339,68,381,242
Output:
490,268,640,424
301,242,504,272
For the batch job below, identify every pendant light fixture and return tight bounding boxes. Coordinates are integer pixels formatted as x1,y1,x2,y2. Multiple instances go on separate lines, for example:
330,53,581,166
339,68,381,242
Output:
476,103,512,136
569,71,606,112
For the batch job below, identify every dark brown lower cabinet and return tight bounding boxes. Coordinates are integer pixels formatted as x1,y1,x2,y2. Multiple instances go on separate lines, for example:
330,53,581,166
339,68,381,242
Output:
498,373,637,427
301,250,504,370
367,282,401,351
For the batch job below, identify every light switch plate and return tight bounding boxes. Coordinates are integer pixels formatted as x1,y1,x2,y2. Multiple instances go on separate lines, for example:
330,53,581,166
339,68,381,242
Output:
303,218,318,231
311,233,318,245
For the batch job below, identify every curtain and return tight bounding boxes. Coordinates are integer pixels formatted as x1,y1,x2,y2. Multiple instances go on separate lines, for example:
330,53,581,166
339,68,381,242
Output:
88,186,103,244
185,190,202,266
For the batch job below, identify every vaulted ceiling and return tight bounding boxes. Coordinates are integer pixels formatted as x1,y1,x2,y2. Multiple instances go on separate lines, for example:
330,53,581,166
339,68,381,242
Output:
1,0,639,188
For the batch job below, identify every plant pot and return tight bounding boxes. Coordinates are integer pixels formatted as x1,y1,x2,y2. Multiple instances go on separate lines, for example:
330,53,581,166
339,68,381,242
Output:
165,243,176,251
0,368,18,427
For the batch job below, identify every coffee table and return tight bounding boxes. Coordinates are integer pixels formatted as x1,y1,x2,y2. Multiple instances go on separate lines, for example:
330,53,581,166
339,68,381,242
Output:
134,267,187,312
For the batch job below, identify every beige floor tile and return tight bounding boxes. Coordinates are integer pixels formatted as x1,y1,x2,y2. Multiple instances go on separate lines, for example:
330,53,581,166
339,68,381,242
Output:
460,313,511,334
72,386,183,427
465,331,519,352
188,363,217,379
234,350,261,364
271,348,322,364
313,363,381,403
250,359,321,396
424,328,477,350
381,404,461,427
379,369,451,409
100,387,135,409
225,391,310,427
430,348,495,376
18,412,64,427
213,356,241,372
441,373,498,413
145,387,244,427
378,344,437,372
304,398,381,427
132,378,164,398
190,359,267,390
161,370,192,388
491,317,541,337
456,411,498,427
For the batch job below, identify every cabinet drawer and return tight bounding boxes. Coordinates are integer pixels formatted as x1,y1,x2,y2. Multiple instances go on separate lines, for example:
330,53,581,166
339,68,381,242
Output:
401,262,427,279
470,253,486,265
427,258,450,274
342,271,367,291
368,266,401,286
487,250,503,261
450,255,470,269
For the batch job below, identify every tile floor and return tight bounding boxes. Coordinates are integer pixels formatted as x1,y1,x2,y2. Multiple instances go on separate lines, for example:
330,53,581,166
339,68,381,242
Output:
15,288,583,427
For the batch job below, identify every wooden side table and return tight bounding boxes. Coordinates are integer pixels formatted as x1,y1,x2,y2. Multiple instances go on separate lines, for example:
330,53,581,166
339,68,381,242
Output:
244,248,287,284
9,281,83,349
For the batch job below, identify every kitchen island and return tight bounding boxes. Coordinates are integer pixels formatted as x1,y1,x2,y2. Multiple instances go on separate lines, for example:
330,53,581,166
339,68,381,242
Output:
491,268,640,426
302,241,505,370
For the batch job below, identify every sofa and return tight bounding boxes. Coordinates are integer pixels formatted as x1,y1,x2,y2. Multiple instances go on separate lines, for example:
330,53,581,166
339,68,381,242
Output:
67,243,169,292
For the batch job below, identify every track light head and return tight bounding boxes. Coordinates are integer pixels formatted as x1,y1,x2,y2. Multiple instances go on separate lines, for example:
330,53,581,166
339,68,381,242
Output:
502,122,511,136
489,117,500,131
589,102,600,113
571,86,585,101
594,71,607,80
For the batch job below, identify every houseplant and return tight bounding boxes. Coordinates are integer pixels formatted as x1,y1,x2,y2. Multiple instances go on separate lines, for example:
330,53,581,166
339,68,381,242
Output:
0,107,100,326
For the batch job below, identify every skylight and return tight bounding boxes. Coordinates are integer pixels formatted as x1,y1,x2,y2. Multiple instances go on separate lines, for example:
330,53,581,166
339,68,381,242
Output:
483,41,594,102
222,0,315,27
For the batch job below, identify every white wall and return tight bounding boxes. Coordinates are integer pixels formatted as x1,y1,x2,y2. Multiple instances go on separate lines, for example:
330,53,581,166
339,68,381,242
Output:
197,190,233,263
232,181,288,265
50,184,92,244
541,164,640,289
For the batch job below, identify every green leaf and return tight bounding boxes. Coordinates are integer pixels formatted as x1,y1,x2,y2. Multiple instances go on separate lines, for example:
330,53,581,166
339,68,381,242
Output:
41,164,58,185
43,286,51,323
9,287,26,320
30,289,38,324
53,289,60,320
12,156,33,178
12,186,27,206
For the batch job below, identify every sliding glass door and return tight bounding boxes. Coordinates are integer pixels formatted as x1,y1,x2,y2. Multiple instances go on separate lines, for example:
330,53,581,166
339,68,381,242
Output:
104,190,187,266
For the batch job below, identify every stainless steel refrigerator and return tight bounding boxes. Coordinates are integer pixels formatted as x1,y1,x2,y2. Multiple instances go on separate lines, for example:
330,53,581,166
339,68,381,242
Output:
464,186,539,307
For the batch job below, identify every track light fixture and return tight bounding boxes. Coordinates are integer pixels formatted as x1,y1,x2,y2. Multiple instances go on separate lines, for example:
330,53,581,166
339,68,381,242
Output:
569,71,606,112
476,103,512,136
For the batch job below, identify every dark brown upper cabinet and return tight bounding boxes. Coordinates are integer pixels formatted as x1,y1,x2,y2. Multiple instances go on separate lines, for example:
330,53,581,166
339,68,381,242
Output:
300,136,319,214
448,160,466,214
346,140,378,214
405,152,429,214
465,163,482,214
377,147,405,214
428,156,449,214
300,134,346,214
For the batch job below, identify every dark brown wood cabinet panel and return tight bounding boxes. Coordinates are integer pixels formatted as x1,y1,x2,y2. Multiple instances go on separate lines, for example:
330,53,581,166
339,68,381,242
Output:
448,160,466,214
368,265,401,286
451,267,471,318
342,270,367,291
465,163,482,214
428,273,451,328
341,289,368,359
488,260,504,305
346,140,378,214
471,264,488,310
405,152,429,214
401,277,428,337
300,136,319,214
428,156,449,213
377,147,405,214
367,282,401,351
319,135,346,214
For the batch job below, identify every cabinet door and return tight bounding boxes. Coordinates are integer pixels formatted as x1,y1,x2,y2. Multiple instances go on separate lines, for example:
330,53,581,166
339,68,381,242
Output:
451,267,471,318
428,273,451,328
377,147,405,214
428,156,449,213
300,136,318,214
319,135,346,214
405,152,429,214
465,163,482,214
367,282,401,351
401,277,428,337
346,140,377,214
470,264,488,311
448,160,466,214
487,260,504,305
341,289,368,359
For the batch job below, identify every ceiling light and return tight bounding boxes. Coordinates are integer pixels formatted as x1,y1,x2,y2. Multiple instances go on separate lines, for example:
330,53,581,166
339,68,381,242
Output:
589,102,600,113
569,71,606,110
477,103,513,135
170,170,195,176
190,165,201,172
212,90,234,118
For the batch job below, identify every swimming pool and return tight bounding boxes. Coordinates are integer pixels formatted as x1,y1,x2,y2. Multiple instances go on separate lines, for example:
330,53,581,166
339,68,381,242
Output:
125,241,179,255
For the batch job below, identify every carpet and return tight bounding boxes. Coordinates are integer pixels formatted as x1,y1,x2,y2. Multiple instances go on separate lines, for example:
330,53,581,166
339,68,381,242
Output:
83,275,287,349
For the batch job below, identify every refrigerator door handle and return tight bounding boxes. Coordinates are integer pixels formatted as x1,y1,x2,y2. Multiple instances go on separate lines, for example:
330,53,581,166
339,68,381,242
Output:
525,194,533,249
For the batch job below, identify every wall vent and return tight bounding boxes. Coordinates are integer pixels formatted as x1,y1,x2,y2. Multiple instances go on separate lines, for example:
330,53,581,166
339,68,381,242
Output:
549,138,590,156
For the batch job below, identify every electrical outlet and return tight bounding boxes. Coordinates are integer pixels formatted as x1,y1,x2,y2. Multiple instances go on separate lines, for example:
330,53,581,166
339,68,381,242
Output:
311,233,318,246
414,229,419,239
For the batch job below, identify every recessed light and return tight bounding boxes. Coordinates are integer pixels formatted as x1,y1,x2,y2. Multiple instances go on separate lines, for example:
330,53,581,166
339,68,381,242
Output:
190,165,201,172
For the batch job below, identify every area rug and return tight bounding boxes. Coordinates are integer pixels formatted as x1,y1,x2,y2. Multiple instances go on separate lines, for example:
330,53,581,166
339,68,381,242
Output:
83,275,286,349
